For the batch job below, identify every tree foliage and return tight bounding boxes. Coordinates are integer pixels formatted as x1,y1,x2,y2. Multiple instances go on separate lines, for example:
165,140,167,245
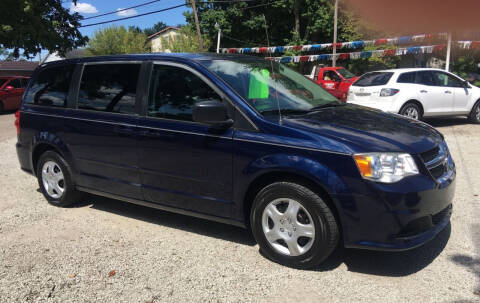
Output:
184,0,361,49
0,0,88,58
161,27,211,53
87,26,149,56
144,21,168,37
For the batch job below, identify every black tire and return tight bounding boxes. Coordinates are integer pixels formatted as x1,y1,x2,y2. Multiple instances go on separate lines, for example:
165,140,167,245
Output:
0,101,4,114
399,102,422,120
36,151,82,207
250,182,339,269
469,101,480,124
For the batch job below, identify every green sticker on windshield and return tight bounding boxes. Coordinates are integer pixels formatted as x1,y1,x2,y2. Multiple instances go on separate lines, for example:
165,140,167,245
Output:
248,68,270,99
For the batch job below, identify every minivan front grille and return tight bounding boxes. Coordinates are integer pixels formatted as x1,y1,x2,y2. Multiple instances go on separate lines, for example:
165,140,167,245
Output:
420,142,452,181
420,146,440,164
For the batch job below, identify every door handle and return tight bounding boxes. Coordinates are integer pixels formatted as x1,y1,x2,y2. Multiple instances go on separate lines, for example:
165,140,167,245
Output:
420,90,428,93
444,90,452,94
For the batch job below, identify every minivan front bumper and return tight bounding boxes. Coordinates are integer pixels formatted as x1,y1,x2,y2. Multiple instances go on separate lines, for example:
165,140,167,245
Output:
335,168,455,251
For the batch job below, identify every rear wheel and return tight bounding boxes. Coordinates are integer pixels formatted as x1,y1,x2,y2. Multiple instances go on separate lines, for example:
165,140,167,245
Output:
251,182,339,269
0,101,4,114
400,102,422,120
37,151,82,207
469,101,480,124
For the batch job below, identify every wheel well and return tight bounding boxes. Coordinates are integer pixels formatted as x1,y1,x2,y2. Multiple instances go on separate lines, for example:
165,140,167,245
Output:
401,100,424,116
32,143,60,175
243,171,342,235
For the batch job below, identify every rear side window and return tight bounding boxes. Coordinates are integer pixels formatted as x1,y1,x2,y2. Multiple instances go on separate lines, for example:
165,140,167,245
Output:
354,72,393,86
78,63,141,114
397,72,416,84
415,71,435,86
24,65,74,107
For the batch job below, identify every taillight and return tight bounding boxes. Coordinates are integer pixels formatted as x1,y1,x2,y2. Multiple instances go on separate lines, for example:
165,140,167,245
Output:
14,110,20,135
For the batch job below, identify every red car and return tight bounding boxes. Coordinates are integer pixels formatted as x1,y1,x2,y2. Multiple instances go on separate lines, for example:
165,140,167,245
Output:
306,66,359,102
0,76,30,113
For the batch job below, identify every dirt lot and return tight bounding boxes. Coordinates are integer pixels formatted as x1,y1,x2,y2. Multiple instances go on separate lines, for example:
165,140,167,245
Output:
0,112,478,302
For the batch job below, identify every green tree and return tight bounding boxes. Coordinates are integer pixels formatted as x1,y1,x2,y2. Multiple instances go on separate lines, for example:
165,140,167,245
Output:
0,0,88,58
161,26,211,53
144,21,168,37
87,26,149,56
347,45,400,75
184,0,361,49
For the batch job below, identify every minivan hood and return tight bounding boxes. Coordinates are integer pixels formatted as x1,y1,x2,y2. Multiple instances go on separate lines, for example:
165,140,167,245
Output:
282,104,443,154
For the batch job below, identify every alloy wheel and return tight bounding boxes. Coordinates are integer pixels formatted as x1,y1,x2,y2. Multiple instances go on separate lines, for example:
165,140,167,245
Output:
261,198,315,256
41,161,65,199
404,107,419,120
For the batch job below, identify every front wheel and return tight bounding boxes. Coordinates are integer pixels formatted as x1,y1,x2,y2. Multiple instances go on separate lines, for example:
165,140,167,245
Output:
469,101,480,124
37,151,82,207
251,182,339,269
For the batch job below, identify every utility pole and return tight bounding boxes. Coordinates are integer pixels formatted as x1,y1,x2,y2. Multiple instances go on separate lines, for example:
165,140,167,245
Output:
190,0,204,51
215,22,221,53
332,0,338,67
445,32,452,71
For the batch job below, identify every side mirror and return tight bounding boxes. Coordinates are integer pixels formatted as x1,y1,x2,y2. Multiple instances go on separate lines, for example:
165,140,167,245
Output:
464,80,471,88
193,100,233,128
4,85,14,91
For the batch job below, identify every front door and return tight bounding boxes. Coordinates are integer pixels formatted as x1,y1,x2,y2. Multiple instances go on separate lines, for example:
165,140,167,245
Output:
63,62,143,199
137,62,234,218
415,71,453,116
433,71,470,113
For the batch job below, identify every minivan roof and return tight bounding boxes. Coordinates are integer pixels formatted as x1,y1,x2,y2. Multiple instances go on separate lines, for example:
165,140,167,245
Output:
38,53,261,69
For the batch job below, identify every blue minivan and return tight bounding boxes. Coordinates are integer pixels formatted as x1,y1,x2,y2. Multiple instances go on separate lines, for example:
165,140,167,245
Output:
16,54,455,268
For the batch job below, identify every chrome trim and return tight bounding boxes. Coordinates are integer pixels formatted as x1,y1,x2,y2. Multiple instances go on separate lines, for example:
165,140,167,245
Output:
22,111,351,155
424,143,447,168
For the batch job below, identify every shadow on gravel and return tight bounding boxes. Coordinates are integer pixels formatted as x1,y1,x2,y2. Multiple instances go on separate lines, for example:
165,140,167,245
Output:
314,223,451,276
74,194,256,246
424,117,471,128
71,193,451,277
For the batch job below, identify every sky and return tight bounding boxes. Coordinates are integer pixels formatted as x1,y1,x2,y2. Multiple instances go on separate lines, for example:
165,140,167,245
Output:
68,0,189,37
34,0,190,60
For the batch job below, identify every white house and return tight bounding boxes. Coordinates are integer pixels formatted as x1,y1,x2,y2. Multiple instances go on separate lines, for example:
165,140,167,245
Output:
147,26,180,53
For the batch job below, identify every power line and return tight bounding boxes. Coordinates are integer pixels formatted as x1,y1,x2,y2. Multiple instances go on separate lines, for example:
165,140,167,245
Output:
79,4,187,28
83,0,164,20
78,0,271,29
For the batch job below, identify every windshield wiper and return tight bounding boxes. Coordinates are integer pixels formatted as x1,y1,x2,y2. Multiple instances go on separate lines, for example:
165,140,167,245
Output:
308,102,346,112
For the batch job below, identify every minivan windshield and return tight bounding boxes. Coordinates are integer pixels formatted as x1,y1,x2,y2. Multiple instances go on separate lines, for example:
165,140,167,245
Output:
201,59,339,116
337,68,356,79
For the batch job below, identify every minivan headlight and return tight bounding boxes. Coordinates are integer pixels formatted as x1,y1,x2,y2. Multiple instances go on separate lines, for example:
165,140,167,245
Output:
354,153,419,183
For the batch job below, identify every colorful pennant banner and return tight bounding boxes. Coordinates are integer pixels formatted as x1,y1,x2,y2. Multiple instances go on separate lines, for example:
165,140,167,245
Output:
265,44,452,63
222,33,449,54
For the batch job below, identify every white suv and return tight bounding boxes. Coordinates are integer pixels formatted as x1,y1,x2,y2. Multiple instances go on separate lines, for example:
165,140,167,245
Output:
347,68,480,123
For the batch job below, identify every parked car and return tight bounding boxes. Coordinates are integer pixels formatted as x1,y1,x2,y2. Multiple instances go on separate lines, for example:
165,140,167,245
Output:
347,68,480,123
0,76,29,113
305,65,358,102
16,54,455,268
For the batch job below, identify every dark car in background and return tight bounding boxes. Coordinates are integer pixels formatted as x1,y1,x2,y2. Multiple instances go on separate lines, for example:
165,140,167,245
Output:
16,54,455,268
0,76,29,113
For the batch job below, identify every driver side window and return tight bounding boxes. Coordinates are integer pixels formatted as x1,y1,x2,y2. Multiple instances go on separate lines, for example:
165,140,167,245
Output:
323,70,340,82
148,64,222,122
432,72,464,88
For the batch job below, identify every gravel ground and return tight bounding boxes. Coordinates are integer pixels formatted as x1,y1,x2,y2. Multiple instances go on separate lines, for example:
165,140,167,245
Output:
0,112,479,302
